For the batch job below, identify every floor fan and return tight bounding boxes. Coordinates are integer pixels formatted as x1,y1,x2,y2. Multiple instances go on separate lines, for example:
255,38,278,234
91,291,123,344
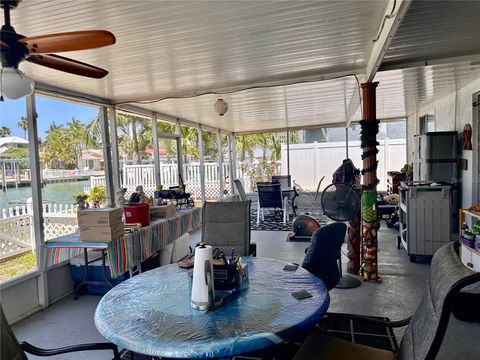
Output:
321,183,362,289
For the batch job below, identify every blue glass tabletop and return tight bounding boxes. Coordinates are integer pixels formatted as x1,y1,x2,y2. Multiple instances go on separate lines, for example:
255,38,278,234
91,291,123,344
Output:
95,257,329,359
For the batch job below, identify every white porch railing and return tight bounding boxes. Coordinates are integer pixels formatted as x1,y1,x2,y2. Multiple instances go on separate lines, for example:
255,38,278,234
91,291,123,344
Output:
0,204,78,260
87,162,238,200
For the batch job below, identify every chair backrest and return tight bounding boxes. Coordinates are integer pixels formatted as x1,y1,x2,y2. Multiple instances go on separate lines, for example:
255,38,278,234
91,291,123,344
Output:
233,179,247,201
398,242,480,360
301,222,346,291
272,175,291,188
201,201,251,256
313,176,325,202
257,183,283,209
1,306,28,360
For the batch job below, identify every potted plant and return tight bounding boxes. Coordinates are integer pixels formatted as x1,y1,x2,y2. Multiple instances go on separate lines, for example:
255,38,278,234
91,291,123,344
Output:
88,186,107,208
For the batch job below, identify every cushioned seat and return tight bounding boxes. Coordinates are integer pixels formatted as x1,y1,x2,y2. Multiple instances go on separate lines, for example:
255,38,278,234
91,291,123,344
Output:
293,242,480,360
293,332,395,360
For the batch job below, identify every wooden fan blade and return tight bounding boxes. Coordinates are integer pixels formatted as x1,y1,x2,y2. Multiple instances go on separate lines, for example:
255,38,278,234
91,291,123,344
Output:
27,54,108,78
19,30,115,54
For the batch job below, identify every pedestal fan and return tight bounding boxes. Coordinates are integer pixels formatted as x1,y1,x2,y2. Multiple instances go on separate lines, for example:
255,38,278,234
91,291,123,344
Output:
321,182,362,288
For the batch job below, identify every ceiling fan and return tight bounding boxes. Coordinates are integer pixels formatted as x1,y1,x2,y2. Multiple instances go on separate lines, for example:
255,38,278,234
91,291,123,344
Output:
0,0,116,99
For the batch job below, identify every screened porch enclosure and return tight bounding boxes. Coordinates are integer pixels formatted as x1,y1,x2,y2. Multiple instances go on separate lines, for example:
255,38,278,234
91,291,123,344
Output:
0,0,479,359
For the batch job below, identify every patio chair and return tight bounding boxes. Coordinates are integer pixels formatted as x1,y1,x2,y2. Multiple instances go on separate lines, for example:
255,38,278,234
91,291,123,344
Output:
202,200,256,256
256,182,289,226
272,174,291,188
0,306,120,360
294,176,325,216
301,222,346,291
233,179,248,201
293,241,480,360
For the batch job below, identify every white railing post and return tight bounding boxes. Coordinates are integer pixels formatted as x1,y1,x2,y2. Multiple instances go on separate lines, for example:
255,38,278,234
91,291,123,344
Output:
217,130,224,200
198,129,206,203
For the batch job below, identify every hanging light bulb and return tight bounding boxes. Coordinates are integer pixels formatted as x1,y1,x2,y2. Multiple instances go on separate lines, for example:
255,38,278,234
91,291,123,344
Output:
0,67,35,100
214,97,229,116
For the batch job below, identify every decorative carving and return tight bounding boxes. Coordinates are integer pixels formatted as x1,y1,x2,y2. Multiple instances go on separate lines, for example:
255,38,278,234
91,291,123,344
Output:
462,123,472,150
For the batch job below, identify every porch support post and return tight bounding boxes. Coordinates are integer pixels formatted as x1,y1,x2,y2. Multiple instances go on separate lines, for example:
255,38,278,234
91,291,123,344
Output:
1,161,5,192
26,92,48,308
217,130,224,200
345,127,349,158
228,134,236,195
152,114,162,186
360,82,381,282
176,120,183,185
198,128,206,203
100,106,115,207
286,128,290,176
108,107,121,192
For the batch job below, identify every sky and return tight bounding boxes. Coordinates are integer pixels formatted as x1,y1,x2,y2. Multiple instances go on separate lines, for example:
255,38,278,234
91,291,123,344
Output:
0,96,98,139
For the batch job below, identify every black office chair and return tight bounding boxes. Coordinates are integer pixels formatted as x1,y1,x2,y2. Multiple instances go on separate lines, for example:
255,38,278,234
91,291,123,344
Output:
302,222,347,291
294,242,480,360
1,306,120,360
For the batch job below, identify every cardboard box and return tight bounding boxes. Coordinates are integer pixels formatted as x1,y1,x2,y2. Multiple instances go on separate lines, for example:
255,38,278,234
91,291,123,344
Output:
77,208,123,227
79,222,124,243
150,203,176,219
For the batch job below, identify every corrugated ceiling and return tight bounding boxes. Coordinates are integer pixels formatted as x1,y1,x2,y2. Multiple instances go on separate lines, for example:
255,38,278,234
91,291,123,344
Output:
5,1,480,132
383,0,480,66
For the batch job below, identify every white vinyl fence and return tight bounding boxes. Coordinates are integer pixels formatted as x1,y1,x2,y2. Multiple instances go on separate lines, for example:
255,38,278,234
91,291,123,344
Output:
282,139,406,191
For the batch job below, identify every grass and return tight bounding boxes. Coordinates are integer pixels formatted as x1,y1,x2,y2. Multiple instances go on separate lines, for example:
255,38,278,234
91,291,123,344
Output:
0,252,37,283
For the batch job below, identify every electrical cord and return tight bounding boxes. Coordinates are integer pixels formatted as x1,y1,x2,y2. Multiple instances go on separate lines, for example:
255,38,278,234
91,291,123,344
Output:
114,73,363,106
373,0,397,43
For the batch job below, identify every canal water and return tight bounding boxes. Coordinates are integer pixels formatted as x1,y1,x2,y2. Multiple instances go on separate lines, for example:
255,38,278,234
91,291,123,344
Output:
0,180,89,211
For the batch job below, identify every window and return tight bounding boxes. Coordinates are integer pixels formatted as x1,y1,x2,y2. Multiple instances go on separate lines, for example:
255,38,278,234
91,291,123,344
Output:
0,97,38,282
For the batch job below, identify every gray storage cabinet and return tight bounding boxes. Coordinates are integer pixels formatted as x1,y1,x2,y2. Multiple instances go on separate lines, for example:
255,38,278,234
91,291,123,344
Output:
399,182,452,262
413,131,458,183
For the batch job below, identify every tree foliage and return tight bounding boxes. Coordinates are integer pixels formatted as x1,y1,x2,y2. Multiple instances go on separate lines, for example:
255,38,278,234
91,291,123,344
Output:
0,126,11,137
2,147,29,159
17,116,28,139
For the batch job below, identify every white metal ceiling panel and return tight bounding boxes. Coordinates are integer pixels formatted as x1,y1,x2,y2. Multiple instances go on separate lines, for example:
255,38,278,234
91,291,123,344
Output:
383,0,480,66
6,1,479,133
375,60,480,119
137,76,360,133
11,1,386,103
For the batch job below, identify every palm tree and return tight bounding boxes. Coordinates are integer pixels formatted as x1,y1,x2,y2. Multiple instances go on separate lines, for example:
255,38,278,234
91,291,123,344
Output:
67,117,86,164
46,122,62,135
131,116,141,164
17,116,28,139
236,134,256,162
0,126,11,137
85,115,102,148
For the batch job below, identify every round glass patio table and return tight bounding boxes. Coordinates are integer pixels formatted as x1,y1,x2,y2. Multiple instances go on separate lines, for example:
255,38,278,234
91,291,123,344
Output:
95,257,329,359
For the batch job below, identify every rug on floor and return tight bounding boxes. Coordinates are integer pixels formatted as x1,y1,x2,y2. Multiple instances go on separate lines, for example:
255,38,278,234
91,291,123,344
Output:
250,208,328,231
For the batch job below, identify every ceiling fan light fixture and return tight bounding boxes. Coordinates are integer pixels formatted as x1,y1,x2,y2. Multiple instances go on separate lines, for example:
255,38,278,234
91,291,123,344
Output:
0,67,34,100
214,97,229,116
